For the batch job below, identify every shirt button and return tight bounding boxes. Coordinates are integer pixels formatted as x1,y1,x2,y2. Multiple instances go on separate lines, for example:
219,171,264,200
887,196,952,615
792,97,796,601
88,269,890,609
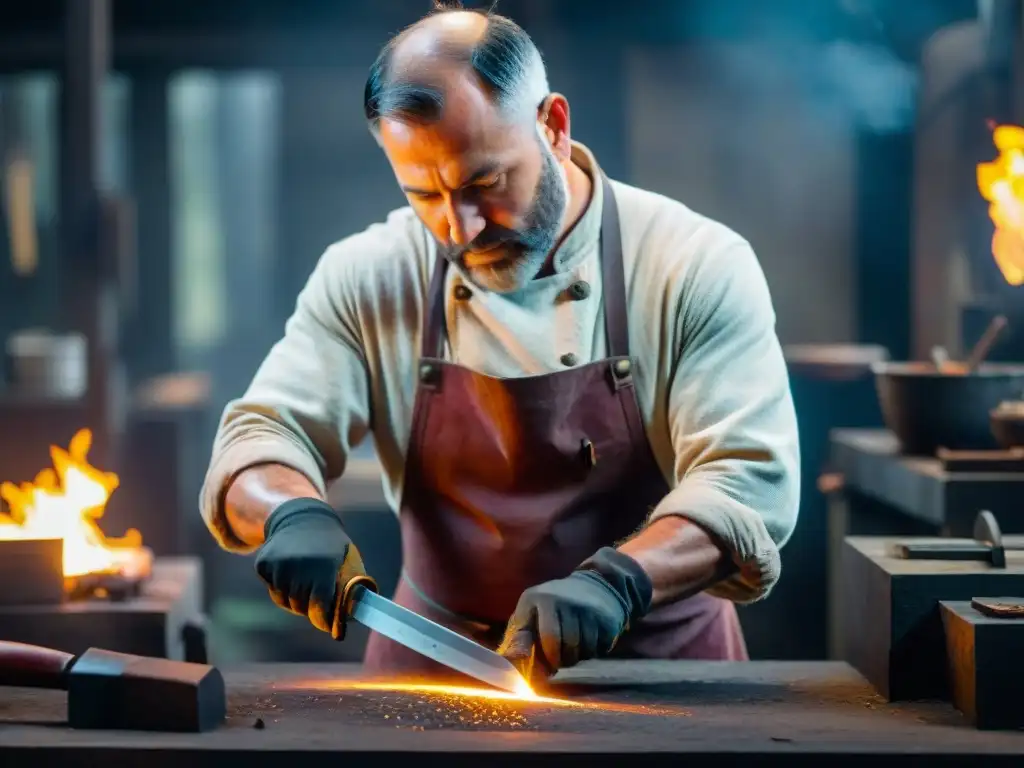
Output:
453,285,472,300
560,353,579,367
567,280,591,301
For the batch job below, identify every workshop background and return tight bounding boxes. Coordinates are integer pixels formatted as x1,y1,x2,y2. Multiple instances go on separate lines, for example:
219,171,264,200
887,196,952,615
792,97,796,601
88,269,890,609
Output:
0,0,1018,666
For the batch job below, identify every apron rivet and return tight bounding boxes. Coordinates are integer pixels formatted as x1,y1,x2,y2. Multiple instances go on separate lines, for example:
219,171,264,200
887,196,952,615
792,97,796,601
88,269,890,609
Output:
560,352,579,367
568,280,591,301
580,438,598,468
614,359,631,377
453,284,472,301
419,363,437,382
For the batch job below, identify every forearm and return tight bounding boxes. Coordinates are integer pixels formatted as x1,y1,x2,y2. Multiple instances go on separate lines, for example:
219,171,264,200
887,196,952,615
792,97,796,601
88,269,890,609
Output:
201,242,373,553
617,516,733,606
224,464,325,547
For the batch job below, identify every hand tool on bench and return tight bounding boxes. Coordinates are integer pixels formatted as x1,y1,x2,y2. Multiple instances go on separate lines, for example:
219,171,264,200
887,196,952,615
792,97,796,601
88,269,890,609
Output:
893,510,1024,568
0,640,225,731
971,596,1024,617
334,575,531,695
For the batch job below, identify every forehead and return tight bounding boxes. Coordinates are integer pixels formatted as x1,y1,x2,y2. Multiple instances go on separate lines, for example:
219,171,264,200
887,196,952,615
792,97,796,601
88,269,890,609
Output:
378,71,533,184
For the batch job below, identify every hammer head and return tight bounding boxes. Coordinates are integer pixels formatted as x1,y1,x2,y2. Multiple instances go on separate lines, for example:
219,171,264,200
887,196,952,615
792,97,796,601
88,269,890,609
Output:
974,510,1007,568
67,648,226,732
974,510,1004,547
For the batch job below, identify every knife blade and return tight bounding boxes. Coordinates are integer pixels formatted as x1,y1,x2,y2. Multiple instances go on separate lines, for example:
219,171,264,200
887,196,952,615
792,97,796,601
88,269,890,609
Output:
340,580,530,696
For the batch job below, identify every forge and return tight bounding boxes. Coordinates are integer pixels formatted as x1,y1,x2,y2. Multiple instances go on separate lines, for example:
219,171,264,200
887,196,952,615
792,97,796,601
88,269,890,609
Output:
976,125,1024,290
0,428,207,662
967,124,1024,362
0,427,151,602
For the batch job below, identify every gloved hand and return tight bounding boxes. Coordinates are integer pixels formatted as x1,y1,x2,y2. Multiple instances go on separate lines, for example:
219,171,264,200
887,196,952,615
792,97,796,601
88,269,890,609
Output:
254,498,368,639
498,547,653,676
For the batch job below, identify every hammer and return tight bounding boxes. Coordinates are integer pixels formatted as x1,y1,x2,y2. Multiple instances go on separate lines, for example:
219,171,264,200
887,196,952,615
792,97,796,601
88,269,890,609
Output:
895,510,1024,568
0,640,225,732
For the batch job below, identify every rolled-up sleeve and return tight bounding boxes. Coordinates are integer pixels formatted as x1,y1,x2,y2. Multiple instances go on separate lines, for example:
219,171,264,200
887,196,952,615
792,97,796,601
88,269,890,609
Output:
649,239,800,603
199,244,372,553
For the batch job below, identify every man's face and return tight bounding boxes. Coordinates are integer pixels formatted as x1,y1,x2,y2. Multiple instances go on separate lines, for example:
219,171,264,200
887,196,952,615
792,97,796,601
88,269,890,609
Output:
378,72,569,293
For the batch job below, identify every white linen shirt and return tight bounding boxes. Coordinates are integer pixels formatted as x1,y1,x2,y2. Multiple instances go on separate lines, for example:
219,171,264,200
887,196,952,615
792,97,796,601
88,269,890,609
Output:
200,143,801,603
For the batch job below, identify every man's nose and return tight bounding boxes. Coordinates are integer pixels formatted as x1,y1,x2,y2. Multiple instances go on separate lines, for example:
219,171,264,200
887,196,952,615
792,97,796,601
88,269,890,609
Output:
445,200,486,247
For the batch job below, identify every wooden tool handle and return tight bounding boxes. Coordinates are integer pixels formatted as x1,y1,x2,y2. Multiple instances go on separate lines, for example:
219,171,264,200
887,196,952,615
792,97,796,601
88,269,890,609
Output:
966,315,1008,372
0,641,76,690
331,574,379,641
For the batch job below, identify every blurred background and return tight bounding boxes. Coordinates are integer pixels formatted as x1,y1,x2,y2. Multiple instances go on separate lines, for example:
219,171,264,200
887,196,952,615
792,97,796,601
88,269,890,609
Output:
0,0,1021,667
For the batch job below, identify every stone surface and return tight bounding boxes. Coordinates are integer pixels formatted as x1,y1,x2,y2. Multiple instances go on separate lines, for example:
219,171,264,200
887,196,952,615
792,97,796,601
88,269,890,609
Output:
0,661,1023,766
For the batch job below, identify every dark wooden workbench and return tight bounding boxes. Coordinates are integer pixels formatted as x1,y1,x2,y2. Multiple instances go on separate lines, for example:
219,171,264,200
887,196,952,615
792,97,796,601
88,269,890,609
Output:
1,661,1023,766
826,428,1024,658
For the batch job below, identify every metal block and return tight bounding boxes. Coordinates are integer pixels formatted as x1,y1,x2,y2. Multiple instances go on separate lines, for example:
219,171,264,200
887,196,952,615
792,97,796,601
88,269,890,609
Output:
0,557,206,661
0,538,63,605
941,600,1024,730
830,429,1024,534
842,536,1024,700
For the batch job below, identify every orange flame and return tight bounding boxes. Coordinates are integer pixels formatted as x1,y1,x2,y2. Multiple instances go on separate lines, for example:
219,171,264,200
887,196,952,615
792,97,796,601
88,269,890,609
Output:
976,124,1024,286
0,428,142,577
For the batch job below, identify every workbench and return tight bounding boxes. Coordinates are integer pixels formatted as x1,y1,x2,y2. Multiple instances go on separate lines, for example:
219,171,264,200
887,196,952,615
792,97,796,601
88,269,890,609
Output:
826,428,1024,657
1,661,1023,766
829,429,1024,535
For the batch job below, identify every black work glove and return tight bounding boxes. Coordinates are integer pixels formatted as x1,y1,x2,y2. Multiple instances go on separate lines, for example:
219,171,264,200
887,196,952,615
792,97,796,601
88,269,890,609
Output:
498,547,653,676
254,498,368,639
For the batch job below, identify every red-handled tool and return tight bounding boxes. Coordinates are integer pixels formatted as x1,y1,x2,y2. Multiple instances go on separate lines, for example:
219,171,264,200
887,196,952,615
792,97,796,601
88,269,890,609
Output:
0,640,225,732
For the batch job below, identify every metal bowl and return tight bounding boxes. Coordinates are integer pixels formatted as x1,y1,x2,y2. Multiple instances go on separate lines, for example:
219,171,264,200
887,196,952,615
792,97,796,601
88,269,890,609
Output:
872,361,1024,455
991,401,1024,449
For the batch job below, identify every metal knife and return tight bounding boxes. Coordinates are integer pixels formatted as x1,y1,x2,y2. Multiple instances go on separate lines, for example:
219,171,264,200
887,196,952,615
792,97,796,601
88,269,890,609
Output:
333,576,529,695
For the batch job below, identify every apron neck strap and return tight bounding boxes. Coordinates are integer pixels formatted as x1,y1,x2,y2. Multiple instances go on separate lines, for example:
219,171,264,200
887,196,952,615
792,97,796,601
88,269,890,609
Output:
598,174,629,358
421,172,629,359
423,245,449,360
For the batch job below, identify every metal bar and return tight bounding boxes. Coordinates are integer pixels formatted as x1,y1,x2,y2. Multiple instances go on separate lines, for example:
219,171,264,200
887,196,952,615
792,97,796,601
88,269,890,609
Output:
962,0,1023,300
347,584,528,695
58,0,113,461
59,0,108,280
125,72,171,380
59,0,108,329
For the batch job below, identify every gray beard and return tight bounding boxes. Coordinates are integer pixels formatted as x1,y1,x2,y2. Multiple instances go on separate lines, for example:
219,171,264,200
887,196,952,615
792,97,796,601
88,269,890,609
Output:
441,139,568,294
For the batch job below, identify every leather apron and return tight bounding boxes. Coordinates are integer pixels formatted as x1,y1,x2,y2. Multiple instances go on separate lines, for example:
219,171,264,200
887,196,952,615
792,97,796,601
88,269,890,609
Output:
362,175,747,679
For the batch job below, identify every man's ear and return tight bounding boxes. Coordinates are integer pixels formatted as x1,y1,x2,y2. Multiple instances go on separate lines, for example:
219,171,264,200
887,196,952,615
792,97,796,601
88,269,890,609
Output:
537,93,572,162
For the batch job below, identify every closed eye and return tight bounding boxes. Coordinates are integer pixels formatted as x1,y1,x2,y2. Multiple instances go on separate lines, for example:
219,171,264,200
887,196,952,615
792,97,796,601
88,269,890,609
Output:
403,173,505,201
473,174,505,192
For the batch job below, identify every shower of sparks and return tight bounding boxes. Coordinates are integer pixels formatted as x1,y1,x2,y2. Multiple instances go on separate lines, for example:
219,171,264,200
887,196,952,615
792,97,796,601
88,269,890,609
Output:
277,678,692,718
282,678,582,707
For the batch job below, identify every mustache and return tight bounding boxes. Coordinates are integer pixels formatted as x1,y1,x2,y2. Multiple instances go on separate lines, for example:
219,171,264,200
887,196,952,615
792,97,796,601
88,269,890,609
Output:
446,225,522,259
